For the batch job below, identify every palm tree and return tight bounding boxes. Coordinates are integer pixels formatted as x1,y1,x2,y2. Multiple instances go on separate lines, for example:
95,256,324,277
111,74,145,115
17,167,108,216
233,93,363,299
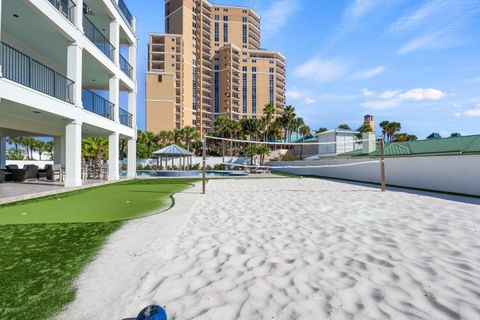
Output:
338,124,351,130
280,105,296,142
299,125,311,158
317,128,328,133
35,140,50,161
215,116,229,161
293,117,304,141
262,103,275,142
379,121,390,142
252,118,265,141
22,137,36,160
387,122,401,142
256,145,271,166
82,138,108,167
183,126,198,151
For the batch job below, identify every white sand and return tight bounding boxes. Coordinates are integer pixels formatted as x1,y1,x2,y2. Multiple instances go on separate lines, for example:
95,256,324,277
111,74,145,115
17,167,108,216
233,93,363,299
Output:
59,178,480,320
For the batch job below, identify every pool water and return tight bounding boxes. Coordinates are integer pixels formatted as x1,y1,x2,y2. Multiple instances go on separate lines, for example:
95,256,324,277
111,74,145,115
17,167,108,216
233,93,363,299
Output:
120,170,247,178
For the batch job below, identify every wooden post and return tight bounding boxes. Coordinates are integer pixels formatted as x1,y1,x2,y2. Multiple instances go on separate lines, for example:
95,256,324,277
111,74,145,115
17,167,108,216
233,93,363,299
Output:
202,136,206,194
380,138,386,192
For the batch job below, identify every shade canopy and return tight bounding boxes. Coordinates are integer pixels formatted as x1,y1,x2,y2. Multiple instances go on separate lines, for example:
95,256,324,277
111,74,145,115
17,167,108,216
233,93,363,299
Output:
153,144,193,157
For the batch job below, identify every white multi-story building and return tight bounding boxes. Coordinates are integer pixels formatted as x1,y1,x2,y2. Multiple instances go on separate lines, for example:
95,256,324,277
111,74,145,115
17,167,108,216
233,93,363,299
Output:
0,0,137,187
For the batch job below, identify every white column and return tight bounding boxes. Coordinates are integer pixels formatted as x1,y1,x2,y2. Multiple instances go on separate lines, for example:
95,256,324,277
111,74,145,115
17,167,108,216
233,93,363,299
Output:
108,133,120,181
110,20,120,66
67,44,83,108
0,137,6,169
53,136,66,165
109,76,120,122
74,0,83,31
128,41,137,81
65,121,82,187
128,90,136,126
132,16,137,33
127,138,136,178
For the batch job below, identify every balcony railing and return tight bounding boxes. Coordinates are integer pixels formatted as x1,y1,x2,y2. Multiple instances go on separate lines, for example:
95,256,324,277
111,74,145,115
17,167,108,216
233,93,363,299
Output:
48,0,76,24
119,54,133,79
82,89,114,120
83,16,115,60
119,108,133,127
0,42,74,104
118,0,133,26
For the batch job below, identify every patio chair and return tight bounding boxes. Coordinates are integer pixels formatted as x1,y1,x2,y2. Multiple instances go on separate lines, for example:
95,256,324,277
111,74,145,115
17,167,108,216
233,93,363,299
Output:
10,165,39,182
0,170,5,183
37,165,54,181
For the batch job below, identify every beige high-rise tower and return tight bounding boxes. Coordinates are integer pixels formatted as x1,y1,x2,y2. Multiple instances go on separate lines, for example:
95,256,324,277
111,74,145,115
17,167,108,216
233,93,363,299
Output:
146,0,286,134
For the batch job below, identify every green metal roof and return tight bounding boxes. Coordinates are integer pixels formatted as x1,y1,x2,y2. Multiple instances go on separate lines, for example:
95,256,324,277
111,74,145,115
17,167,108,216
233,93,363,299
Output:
341,135,480,157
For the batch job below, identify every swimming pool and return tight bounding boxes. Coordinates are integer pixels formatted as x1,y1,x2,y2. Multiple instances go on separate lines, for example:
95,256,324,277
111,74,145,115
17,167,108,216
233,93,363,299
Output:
121,170,248,178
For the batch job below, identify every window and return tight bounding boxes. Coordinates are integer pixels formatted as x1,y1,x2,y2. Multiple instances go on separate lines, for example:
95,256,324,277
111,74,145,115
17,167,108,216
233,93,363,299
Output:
242,17,247,23
223,16,229,42
242,71,248,114
166,18,170,33
192,60,197,110
242,24,247,45
252,67,257,115
193,119,197,125
158,75,163,82
269,67,274,73
269,74,274,105
242,66,247,72
214,65,220,115
252,59,256,63
214,15,219,42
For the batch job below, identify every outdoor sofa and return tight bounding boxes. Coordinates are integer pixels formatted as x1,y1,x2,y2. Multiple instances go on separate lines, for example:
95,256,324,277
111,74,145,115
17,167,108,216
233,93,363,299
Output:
7,164,39,182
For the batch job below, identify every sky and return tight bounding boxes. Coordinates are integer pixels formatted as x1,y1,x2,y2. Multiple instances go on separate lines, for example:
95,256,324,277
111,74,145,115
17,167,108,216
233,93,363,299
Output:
126,0,480,139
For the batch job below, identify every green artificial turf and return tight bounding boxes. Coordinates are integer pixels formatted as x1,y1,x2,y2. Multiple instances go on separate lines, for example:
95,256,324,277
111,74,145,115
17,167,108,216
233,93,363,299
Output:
0,222,120,320
0,179,197,225
0,178,198,320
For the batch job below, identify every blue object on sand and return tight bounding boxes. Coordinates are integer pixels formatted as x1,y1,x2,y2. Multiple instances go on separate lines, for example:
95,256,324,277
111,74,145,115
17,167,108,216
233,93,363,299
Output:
136,305,167,320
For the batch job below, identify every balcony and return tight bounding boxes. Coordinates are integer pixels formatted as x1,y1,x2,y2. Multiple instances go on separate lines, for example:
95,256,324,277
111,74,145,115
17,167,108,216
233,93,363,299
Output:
111,0,134,31
48,0,76,24
83,16,115,60
119,108,133,127
0,42,74,104
82,89,114,120
120,54,133,79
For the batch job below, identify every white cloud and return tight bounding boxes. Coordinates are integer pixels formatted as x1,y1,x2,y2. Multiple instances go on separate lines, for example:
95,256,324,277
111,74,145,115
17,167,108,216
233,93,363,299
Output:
286,90,302,100
349,66,386,80
456,108,480,117
361,88,447,109
387,0,479,55
286,88,316,105
303,97,316,105
345,0,378,20
262,0,300,38
361,88,376,97
294,57,348,83
398,88,446,101
378,90,400,99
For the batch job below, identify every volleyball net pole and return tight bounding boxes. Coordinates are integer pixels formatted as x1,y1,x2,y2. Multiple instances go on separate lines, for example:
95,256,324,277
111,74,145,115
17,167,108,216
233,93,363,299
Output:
202,136,207,194
380,138,386,192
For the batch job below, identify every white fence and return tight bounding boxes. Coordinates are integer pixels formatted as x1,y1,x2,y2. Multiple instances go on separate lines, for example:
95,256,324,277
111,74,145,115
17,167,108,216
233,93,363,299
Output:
271,155,480,197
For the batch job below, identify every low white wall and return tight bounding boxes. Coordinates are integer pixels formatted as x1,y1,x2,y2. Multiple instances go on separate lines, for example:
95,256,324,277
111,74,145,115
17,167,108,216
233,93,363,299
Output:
6,160,53,169
271,155,480,196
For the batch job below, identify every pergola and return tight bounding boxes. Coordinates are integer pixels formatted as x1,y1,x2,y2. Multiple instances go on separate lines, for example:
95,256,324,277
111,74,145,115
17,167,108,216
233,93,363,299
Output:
152,144,193,170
